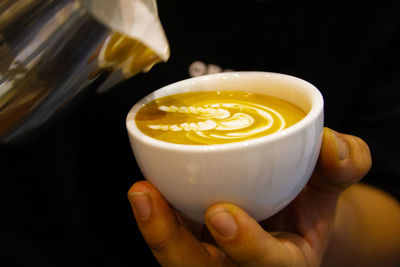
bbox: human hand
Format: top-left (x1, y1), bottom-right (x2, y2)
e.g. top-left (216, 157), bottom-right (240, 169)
top-left (127, 127), bottom-right (371, 266)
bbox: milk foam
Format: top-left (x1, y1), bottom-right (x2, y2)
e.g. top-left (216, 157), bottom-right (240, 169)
top-left (135, 91), bottom-right (306, 145)
top-left (148, 102), bottom-right (286, 143)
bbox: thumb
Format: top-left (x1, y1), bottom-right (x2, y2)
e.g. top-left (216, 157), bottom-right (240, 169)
top-left (204, 203), bottom-right (308, 266)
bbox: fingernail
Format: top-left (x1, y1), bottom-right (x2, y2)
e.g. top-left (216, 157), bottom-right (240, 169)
top-left (208, 210), bottom-right (237, 238)
top-left (330, 129), bottom-right (349, 160)
top-left (129, 192), bottom-right (151, 221)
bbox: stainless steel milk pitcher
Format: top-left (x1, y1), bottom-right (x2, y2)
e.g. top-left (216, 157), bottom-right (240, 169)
top-left (0, 0), bottom-right (169, 144)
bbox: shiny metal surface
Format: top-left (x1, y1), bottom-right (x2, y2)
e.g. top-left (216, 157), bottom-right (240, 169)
top-left (0, 0), bottom-right (168, 144)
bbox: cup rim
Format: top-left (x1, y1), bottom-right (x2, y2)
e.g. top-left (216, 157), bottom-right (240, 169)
top-left (126, 71), bottom-right (324, 152)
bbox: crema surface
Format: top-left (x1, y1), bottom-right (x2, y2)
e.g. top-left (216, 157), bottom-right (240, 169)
top-left (135, 91), bottom-right (306, 145)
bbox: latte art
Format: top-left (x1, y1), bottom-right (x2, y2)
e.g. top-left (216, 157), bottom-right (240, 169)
top-left (147, 102), bottom-right (286, 142)
top-left (135, 91), bottom-right (306, 145)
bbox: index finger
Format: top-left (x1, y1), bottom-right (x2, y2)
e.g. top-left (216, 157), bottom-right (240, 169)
top-left (310, 127), bottom-right (372, 194)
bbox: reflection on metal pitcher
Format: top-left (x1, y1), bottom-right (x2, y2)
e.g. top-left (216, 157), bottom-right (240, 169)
top-left (0, 0), bottom-right (169, 144)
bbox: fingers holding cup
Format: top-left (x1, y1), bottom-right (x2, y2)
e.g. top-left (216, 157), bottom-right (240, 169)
top-left (310, 127), bottom-right (372, 194)
top-left (127, 181), bottom-right (215, 266)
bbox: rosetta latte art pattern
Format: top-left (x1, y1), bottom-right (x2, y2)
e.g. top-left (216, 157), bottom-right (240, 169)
top-left (135, 91), bottom-right (306, 145)
top-left (148, 102), bottom-right (286, 144)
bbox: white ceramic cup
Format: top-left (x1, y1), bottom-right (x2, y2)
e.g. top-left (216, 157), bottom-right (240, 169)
top-left (126, 72), bottom-right (324, 223)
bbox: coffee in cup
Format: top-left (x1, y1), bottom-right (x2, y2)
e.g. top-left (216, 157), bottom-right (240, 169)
top-left (135, 91), bottom-right (306, 145)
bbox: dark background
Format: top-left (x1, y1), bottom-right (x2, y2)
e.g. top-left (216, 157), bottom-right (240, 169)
top-left (1, 1), bottom-right (399, 266)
